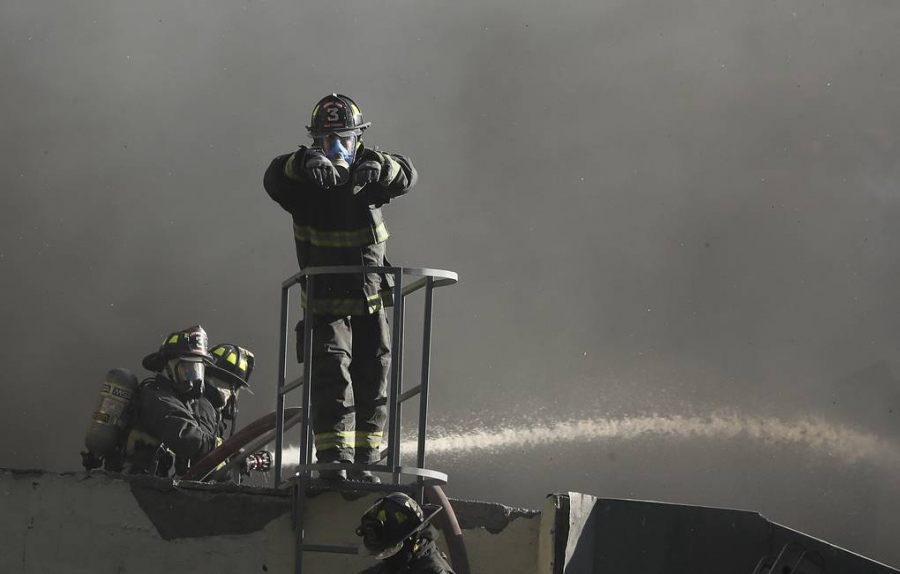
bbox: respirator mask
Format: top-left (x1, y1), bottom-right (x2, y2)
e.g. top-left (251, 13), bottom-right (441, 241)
top-left (168, 358), bottom-right (205, 398)
top-left (318, 133), bottom-right (356, 185)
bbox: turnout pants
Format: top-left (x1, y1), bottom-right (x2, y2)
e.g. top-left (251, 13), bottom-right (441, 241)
top-left (308, 311), bottom-right (391, 465)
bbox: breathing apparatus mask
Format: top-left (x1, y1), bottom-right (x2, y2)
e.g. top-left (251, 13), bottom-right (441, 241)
top-left (167, 358), bottom-right (205, 398)
top-left (357, 516), bottom-right (407, 560)
top-left (205, 375), bottom-right (236, 413)
top-left (323, 133), bottom-right (356, 163)
top-left (316, 133), bottom-right (356, 185)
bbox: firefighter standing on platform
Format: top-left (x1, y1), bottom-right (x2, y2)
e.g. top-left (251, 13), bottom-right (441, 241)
top-left (263, 94), bottom-right (417, 483)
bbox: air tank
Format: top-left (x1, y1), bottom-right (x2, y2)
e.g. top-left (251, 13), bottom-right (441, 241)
top-left (83, 368), bottom-right (139, 458)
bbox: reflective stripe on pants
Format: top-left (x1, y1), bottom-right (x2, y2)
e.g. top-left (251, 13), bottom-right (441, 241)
top-left (310, 311), bottom-right (390, 464)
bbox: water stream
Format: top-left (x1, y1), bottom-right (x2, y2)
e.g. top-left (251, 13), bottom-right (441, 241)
top-left (282, 412), bottom-right (900, 469)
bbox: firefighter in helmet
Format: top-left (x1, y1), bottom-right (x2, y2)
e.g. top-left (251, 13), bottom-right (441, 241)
top-left (264, 94), bottom-right (417, 483)
top-left (205, 342), bottom-right (273, 478)
top-left (356, 492), bottom-right (455, 574)
top-left (207, 343), bottom-right (254, 436)
top-left (122, 325), bottom-right (243, 476)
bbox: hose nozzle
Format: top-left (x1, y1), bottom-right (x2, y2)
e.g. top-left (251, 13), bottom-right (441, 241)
top-left (245, 450), bottom-right (273, 473)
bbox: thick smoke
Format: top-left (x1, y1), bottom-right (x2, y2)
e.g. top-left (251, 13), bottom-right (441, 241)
top-left (2, 0), bottom-right (899, 566)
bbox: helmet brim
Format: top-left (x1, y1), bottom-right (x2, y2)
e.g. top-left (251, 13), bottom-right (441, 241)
top-left (359, 504), bottom-right (443, 557)
top-left (417, 504), bottom-right (442, 531)
top-left (206, 363), bottom-right (251, 390)
top-left (141, 352), bottom-right (248, 390)
top-left (394, 504), bottom-right (442, 548)
top-left (306, 123), bottom-right (370, 138)
top-left (142, 350), bottom-right (211, 373)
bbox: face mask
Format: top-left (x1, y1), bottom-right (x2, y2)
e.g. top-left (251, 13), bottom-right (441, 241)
top-left (205, 377), bottom-right (234, 410)
top-left (358, 520), bottom-right (405, 559)
top-left (322, 134), bottom-right (356, 163)
top-left (169, 359), bottom-right (205, 397)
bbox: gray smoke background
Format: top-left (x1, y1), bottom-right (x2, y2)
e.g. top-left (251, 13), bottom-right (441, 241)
top-left (3, 0), bottom-right (900, 566)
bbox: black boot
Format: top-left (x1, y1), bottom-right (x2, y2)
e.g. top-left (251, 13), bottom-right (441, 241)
top-left (318, 468), bottom-right (347, 481)
top-left (348, 469), bottom-right (381, 483)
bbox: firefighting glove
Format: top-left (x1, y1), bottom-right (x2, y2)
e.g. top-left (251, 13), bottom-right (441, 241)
top-left (353, 149), bottom-right (384, 186)
top-left (374, 151), bottom-right (402, 186)
top-left (303, 148), bottom-right (337, 188)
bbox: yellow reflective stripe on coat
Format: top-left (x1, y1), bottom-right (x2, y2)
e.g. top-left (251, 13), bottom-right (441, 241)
top-left (213, 437), bottom-right (227, 472)
top-left (125, 429), bottom-right (161, 454)
top-left (354, 431), bottom-right (383, 449)
top-left (300, 291), bottom-right (388, 316)
top-left (366, 292), bottom-right (383, 314)
top-left (380, 155), bottom-right (401, 184)
top-left (314, 431), bottom-right (355, 451)
top-left (293, 221), bottom-right (389, 248)
top-left (285, 152), bottom-right (303, 181)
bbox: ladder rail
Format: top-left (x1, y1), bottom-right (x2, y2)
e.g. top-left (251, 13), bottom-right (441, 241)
top-left (273, 265), bottom-right (458, 573)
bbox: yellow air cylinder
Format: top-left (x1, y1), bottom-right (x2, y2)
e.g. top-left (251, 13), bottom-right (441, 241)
top-left (84, 368), bottom-right (139, 458)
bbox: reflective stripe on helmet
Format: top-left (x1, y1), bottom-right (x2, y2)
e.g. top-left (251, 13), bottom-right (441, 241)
top-left (210, 344), bottom-right (255, 381)
top-left (217, 349), bottom-right (236, 364)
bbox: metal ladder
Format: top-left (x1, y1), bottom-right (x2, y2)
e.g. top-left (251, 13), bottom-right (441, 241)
top-left (272, 265), bottom-right (458, 573)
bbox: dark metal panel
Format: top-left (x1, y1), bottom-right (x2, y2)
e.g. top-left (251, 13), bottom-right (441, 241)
top-left (557, 495), bottom-right (899, 574)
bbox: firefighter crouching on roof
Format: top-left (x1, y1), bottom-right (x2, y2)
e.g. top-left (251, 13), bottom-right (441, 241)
top-left (124, 326), bottom-right (250, 476)
top-left (207, 343), bottom-right (255, 437)
top-left (264, 94), bottom-right (417, 483)
top-left (356, 492), bottom-right (455, 574)
top-left (206, 343), bottom-right (273, 477)
top-left (81, 328), bottom-right (258, 478)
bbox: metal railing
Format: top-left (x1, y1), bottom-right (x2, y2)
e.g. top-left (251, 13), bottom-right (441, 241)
top-left (272, 265), bottom-right (457, 572)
